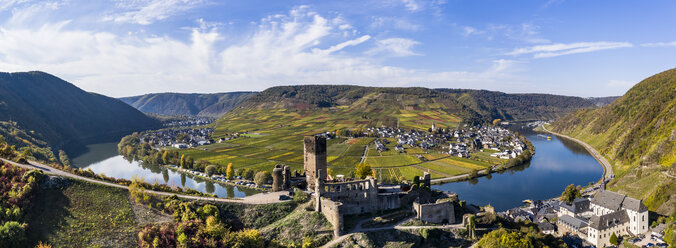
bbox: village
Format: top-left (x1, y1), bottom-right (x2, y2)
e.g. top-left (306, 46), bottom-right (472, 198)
top-left (139, 127), bottom-right (214, 149)
top-left (501, 187), bottom-right (670, 248)
top-left (360, 124), bottom-right (526, 160)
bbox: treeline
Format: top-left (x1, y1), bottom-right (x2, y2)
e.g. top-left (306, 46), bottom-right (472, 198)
top-left (0, 162), bottom-right (45, 247)
top-left (118, 133), bottom-right (272, 184)
top-left (0, 121), bottom-right (56, 163)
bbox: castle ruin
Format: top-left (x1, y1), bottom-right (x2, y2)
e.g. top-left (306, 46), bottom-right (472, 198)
top-left (304, 136), bottom-right (327, 189)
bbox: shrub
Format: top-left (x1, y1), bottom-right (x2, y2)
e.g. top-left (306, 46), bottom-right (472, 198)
top-left (254, 171), bottom-right (271, 186)
top-left (205, 165), bottom-right (217, 177)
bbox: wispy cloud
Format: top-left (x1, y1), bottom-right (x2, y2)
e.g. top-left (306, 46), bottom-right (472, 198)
top-left (103, 0), bottom-right (204, 25)
top-left (0, 0), bottom-right (32, 11)
top-left (508, 41), bottom-right (632, 58)
top-left (367, 38), bottom-right (422, 57)
top-left (0, 4), bottom-right (524, 96)
top-left (641, 41), bottom-right (676, 47)
top-left (401, 0), bottom-right (420, 11)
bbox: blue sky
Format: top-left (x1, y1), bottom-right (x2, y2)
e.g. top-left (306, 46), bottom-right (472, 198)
top-left (0, 0), bottom-right (674, 97)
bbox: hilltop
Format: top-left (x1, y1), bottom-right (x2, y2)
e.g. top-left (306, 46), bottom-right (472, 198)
top-left (171, 85), bottom-right (588, 181)
top-left (120, 92), bottom-right (256, 117)
top-left (0, 71), bottom-right (161, 153)
top-left (551, 68), bottom-right (676, 215)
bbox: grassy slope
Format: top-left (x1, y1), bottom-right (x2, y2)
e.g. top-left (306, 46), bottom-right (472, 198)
top-left (551, 68), bottom-right (676, 214)
top-left (181, 90), bottom-right (469, 179)
top-left (178, 85), bottom-right (594, 181)
top-left (27, 180), bottom-right (139, 248)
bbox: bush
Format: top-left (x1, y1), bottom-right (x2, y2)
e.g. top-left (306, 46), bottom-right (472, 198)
top-left (0, 221), bottom-right (26, 248)
top-left (294, 190), bottom-right (309, 203)
top-left (205, 165), bottom-right (217, 177)
top-left (254, 171), bottom-right (271, 186)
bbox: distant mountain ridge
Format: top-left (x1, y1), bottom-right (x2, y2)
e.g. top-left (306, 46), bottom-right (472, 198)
top-left (120, 92), bottom-right (256, 117)
top-left (233, 85), bottom-right (597, 123)
top-left (551, 68), bottom-right (675, 214)
top-left (0, 71), bottom-right (161, 151)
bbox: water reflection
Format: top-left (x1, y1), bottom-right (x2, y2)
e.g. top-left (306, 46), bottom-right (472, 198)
top-left (71, 143), bottom-right (260, 198)
top-left (433, 125), bottom-right (603, 211)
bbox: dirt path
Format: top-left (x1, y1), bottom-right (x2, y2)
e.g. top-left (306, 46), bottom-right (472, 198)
top-left (360, 145), bottom-right (369, 163)
top-left (541, 125), bottom-right (614, 181)
top-left (1, 158), bottom-right (288, 205)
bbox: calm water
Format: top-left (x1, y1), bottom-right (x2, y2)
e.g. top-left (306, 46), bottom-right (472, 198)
top-left (71, 143), bottom-right (260, 198)
top-left (433, 126), bottom-right (603, 211)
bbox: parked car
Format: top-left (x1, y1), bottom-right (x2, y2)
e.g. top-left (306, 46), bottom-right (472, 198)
top-left (279, 195), bottom-right (290, 200)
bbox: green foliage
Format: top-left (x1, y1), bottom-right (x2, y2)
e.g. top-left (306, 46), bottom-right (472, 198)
top-left (609, 232), bottom-right (619, 246)
top-left (477, 228), bottom-right (566, 248)
top-left (560, 184), bottom-right (581, 204)
top-left (0, 221), bottom-right (25, 248)
top-left (205, 165), bottom-right (217, 177)
top-left (355, 162), bottom-right (372, 179)
top-left (58, 150), bottom-right (70, 167)
top-left (293, 190), bottom-right (309, 203)
top-left (254, 171), bottom-right (271, 186)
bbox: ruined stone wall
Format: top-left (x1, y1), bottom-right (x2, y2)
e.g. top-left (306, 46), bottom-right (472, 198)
top-left (413, 200), bottom-right (455, 224)
top-left (320, 198), bottom-right (343, 237)
top-left (320, 179), bottom-right (381, 215)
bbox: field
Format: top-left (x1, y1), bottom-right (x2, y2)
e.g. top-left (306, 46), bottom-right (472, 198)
top-left (176, 96), bottom-right (497, 181)
top-left (27, 180), bottom-right (140, 247)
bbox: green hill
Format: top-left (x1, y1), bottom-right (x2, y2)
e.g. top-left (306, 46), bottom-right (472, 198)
top-left (174, 85), bottom-right (592, 180)
top-left (438, 89), bottom-right (596, 121)
top-left (120, 92), bottom-right (256, 117)
top-left (0, 71), bottom-right (161, 153)
top-left (551, 68), bottom-right (676, 215)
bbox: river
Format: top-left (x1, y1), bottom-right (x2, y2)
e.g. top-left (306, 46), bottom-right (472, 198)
top-left (71, 143), bottom-right (260, 198)
top-left (432, 125), bottom-right (603, 211)
top-left (71, 125), bottom-right (602, 208)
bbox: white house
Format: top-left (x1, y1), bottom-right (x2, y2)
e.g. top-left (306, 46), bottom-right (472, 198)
top-left (586, 190), bottom-right (649, 247)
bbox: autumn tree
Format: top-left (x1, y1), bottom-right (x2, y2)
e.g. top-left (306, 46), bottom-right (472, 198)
top-left (225, 163), bottom-right (234, 180)
top-left (355, 163), bottom-right (372, 179)
top-left (162, 151), bottom-right (169, 164)
top-left (493, 119), bottom-right (502, 126)
top-left (560, 184), bottom-right (581, 204)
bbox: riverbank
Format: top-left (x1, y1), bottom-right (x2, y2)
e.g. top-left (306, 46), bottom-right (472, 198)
top-left (0, 158), bottom-right (287, 204)
top-left (430, 136), bottom-right (535, 184)
top-left (541, 125), bottom-right (614, 182)
top-left (162, 164), bottom-right (268, 192)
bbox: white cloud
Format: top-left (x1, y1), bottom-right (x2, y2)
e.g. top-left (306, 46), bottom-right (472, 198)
top-left (508, 41), bottom-right (632, 58)
top-left (367, 38), bottom-right (421, 57)
top-left (401, 0), bottom-right (420, 11)
top-left (0, 5), bottom-right (526, 96)
top-left (641, 41), bottom-right (676, 47)
top-left (370, 17), bottom-right (421, 31)
top-left (103, 0), bottom-right (203, 25)
top-left (462, 26), bottom-right (484, 36)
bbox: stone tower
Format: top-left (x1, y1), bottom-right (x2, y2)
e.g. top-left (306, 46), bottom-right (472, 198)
top-left (304, 136), bottom-right (327, 189)
top-left (272, 166), bottom-right (283, 192)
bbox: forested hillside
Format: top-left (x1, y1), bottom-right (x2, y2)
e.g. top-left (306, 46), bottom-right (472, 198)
top-left (235, 85), bottom-right (597, 122)
top-left (551, 68), bottom-right (676, 215)
top-left (439, 89), bottom-right (596, 121)
top-left (120, 92), bottom-right (256, 116)
top-left (0, 71), bottom-right (161, 152)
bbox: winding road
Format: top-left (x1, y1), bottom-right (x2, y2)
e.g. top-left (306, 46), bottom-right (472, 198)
top-left (541, 125), bottom-right (614, 182)
top-left (0, 158), bottom-right (288, 205)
